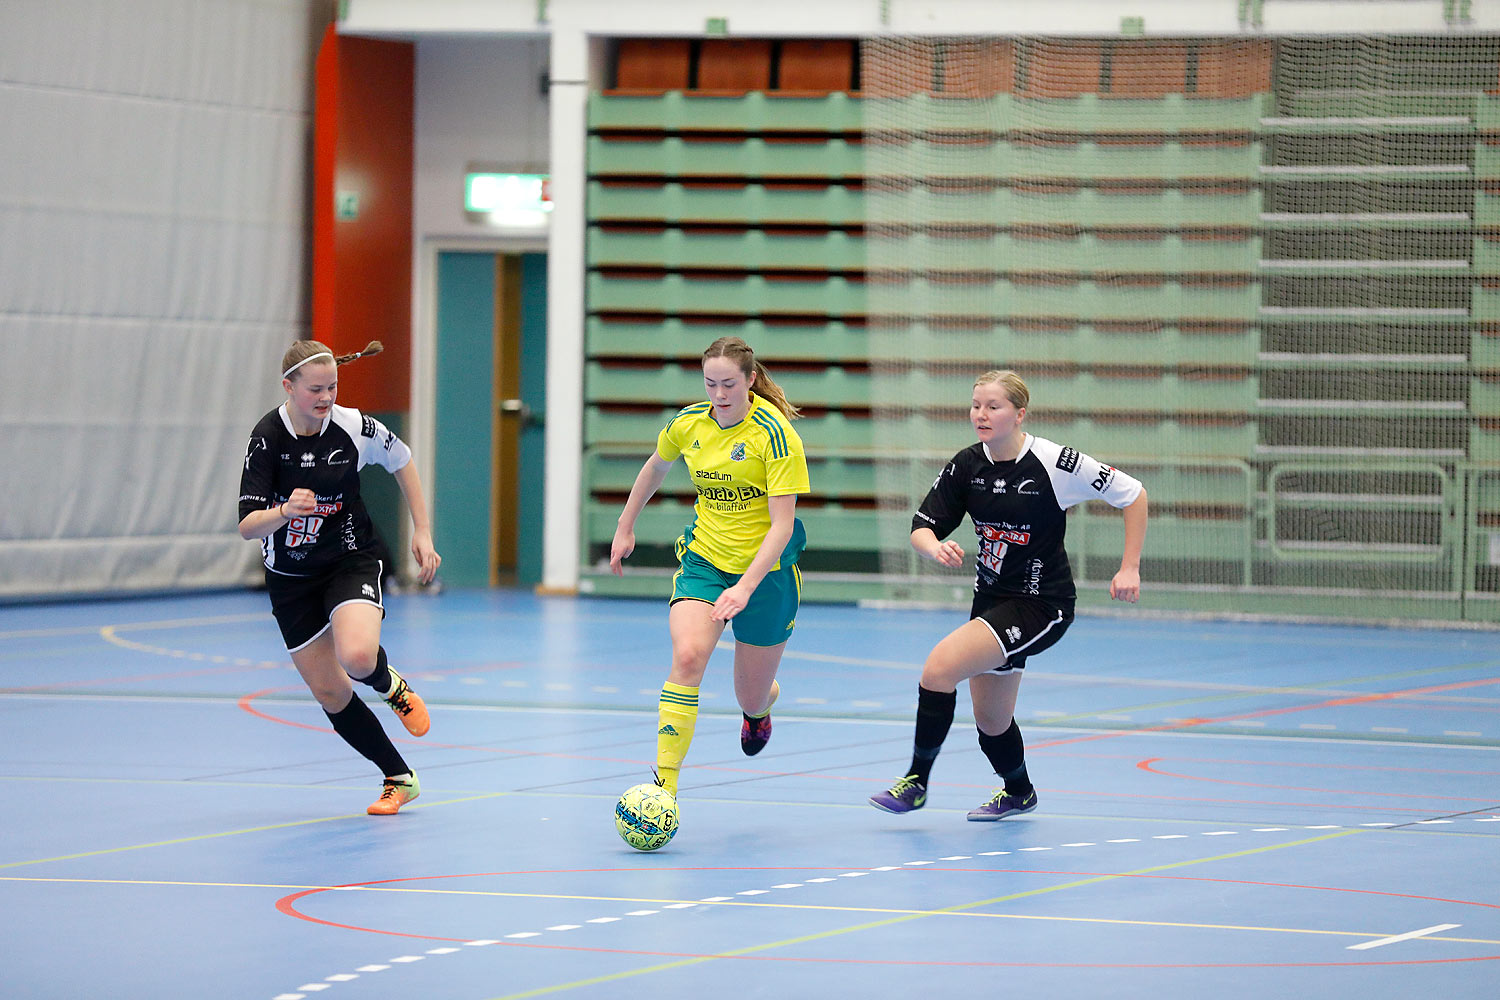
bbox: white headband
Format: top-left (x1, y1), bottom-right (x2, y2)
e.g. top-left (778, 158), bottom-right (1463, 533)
top-left (282, 352), bottom-right (335, 379)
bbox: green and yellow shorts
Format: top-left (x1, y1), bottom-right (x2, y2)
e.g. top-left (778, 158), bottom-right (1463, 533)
top-left (670, 532), bottom-right (802, 648)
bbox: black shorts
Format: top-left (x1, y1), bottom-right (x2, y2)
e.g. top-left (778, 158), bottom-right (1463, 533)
top-left (265, 553), bottom-right (386, 652)
top-left (969, 593), bottom-right (1073, 674)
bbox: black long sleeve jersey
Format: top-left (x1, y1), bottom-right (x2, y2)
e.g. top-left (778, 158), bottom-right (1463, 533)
top-left (238, 403), bottom-right (412, 576)
top-left (912, 434), bottom-right (1143, 608)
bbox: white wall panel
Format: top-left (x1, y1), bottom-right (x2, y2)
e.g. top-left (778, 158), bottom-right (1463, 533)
top-left (0, 0), bottom-right (317, 598)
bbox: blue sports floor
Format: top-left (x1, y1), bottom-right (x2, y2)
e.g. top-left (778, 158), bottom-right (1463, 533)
top-left (2, 588), bottom-right (1498, 999)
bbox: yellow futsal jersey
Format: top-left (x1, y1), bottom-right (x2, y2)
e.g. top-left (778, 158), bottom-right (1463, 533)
top-left (656, 395), bottom-right (811, 574)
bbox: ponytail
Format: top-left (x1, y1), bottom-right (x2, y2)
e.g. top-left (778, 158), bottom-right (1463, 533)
top-left (280, 339), bottom-right (383, 381)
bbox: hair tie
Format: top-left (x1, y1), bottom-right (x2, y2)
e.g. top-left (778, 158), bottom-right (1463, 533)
top-left (282, 352), bottom-right (335, 379)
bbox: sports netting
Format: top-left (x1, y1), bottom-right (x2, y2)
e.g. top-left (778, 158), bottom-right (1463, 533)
top-left (859, 36), bottom-right (1500, 622)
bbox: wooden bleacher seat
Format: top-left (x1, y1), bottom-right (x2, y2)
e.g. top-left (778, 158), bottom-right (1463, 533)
top-left (1018, 42), bottom-right (1105, 98)
top-left (695, 39), bottom-right (773, 95)
top-left (1108, 42), bottom-right (1189, 98)
top-left (776, 40), bottom-right (856, 96)
top-left (1194, 40), bottom-right (1273, 98)
top-left (610, 39), bottom-right (691, 95)
top-left (939, 40), bottom-right (1014, 98)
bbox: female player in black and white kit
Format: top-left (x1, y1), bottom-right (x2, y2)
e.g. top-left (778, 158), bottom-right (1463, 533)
top-left (870, 370), bottom-right (1147, 819)
top-left (239, 340), bottom-right (441, 815)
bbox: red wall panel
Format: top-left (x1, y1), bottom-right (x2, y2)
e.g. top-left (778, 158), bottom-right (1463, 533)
top-left (312, 25), bottom-right (414, 412)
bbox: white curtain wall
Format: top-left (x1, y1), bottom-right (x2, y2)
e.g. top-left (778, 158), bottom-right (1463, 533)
top-left (0, 0), bottom-right (319, 598)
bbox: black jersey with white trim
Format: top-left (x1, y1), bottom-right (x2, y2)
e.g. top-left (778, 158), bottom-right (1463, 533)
top-left (238, 403), bottom-right (412, 575)
top-left (911, 434), bottom-right (1142, 608)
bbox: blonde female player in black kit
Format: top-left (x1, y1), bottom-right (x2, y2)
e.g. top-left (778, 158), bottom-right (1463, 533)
top-left (870, 370), bottom-right (1147, 819)
top-left (238, 340), bottom-right (441, 815)
top-left (609, 337), bottom-right (811, 802)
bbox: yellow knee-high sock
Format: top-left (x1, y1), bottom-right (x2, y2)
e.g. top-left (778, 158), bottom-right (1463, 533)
top-left (656, 681), bottom-right (699, 796)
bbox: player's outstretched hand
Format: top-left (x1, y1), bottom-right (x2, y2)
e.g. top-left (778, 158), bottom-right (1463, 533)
top-left (1110, 567), bottom-right (1140, 603)
top-left (411, 529), bottom-right (441, 585)
top-left (930, 539), bottom-right (964, 568)
top-left (609, 527), bottom-right (635, 576)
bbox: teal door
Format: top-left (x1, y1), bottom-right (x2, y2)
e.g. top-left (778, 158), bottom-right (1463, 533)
top-left (433, 250), bottom-right (547, 587)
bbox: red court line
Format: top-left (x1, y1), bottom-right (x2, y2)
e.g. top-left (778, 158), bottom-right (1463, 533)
top-left (274, 866), bottom-right (1500, 969)
top-left (1135, 757), bottom-right (1500, 804)
top-left (230, 688), bottom-right (1491, 810)
top-left (1033, 675), bottom-right (1500, 751)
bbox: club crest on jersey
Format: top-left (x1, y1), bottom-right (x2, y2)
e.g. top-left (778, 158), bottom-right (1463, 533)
top-left (730, 442), bottom-right (746, 461)
top-left (300, 452), bottom-right (316, 467)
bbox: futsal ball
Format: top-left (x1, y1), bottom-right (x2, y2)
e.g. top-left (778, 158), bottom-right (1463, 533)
top-left (615, 782), bottom-right (679, 852)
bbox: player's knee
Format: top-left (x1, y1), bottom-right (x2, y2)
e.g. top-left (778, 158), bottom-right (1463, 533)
top-left (338, 644), bottom-right (379, 679)
top-left (668, 649), bottom-right (711, 684)
top-left (920, 654), bottom-right (965, 691)
top-left (974, 709), bottom-right (1013, 735)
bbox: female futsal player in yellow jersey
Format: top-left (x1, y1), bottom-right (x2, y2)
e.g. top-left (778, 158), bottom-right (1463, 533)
top-left (610, 337), bottom-right (811, 799)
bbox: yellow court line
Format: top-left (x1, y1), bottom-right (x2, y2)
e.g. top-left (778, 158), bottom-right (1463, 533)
top-left (478, 827), bottom-right (1422, 1000)
top-left (0, 613), bottom-right (266, 642)
top-left (4, 875), bottom-right (1495, 948)
top-left (0, 791), bottom-right (512, 870)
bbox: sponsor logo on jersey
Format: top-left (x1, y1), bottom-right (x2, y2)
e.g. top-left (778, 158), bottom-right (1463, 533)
top-left (1056, 447), bottom-right (1080, 473)
top-left (1091, 466), bottom-right (1115, 493)
top-left (697, 484), bottom-right (766, 503)
top-left (979, 524), bottom-right (1031, 546)
top-left (1005, 625), bottom-right (1022, 644)
top-left (730, 442), bottom-right (746, 461)
top-left (300, 452), bottom-right (316, 467)
top-left (690, 439), bottom-right (701, 450)
top-left (361, 583), bottom-right (375, 598)
top-left (361, 415), bottom-right (378, 438)
top-left (695, 469), bottom-right (734, 481)
top-left (384, 431), bottom-right (394, 450)
top-left (658, 724), bottom-right (679, 736)
top-left (992, 478), bottom-right (1007, 493)
top-left (1017, 478), bottom-right (1039, 495)
top-left (1026, 558), bottom-right (1043, 595)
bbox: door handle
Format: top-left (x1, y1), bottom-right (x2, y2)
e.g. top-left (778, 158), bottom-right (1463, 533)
top-left (499, 398), bottom-right (543, 428)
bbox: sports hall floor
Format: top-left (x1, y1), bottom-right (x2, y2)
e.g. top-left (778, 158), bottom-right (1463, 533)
top-left (2, 587), bottom-right (1497, 999)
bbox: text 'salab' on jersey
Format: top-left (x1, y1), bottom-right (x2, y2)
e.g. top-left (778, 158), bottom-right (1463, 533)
top-left (239, 403), bottom-right (412, 576)
top-left (656, 395), bottom-right (811, 574)
top-left (913, 434), bottom-right (1142, 607)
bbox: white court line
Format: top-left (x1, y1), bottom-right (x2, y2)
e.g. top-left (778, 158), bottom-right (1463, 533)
top-left (1347, 923), bottom-right (1460, 951)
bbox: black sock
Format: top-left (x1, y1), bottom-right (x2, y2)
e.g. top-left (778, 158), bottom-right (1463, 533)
top-left (906, 685), bottom-right (957, 785)
top-left (355, 646), bottom-right (392, 695)
top-left (326, 691), bottom-right (409, 777)
top-left (977, 720), bottom-right (1033, 798)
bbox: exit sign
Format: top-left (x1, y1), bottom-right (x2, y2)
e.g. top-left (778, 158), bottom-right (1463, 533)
top-left (465, 172), bottom-right (552, 228)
